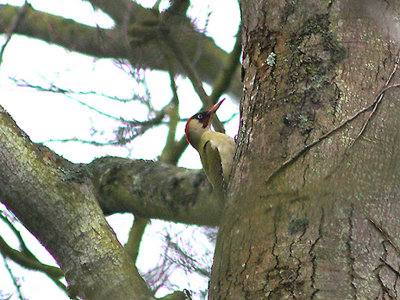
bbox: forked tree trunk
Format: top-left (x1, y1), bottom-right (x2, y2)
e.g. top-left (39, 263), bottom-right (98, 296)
top-left (210, 0), bottom-right (400, 298)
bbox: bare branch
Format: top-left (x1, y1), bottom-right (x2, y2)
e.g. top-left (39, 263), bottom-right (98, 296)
top-left (0, 234), bottom-right (64, 279)
top-left (0, 212), bottom-right (35, 259)
top-left (12, 77), bottom-right (140, 103)
top-left (1, 253), bottom-right (24, 300)
top-left (124, 217), bottom-right (149, 263)
top-left (0, 215), bottom-right (72, 297)
top-left (166, 234), bottom-right (211, 278)
top-left (161, 30), bottom-right (210, 107)
top-left (162, 29), bottom-right (226, 132)
top-left (43, 137), bottom-right (118, 146)
top-left (13, 76), bottom-right (169, 146)
top-left (116, 109), bottom-right (167, 145)
top-left (159, 65), bottom-right (188, 164)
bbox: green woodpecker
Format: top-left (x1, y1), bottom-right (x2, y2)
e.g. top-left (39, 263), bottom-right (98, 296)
top-left (185, 99), bottom-right (235, 195)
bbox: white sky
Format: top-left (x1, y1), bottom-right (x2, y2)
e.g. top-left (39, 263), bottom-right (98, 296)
top-left (0, 0), bottom-right (240, 299)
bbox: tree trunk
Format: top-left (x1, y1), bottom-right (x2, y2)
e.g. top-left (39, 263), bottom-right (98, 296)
top-left (210, 0), bottom-right (400, 298)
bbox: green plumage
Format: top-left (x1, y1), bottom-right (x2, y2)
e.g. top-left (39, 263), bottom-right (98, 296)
top-left (198, 131), bottom-right (235, 195)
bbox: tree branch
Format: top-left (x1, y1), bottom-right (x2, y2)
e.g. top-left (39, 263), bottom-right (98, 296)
top-left (0, 1), bottom-right (28, 65)
top-left (0, 213), bottom-right (72, 296)
top-left (124, 217), bottom-right (149, 263)
top-left (162, 29), bottom-right (225, 132)
top-left (0, 213), bottom-right (35, 259)
top-left (0, 105), bottom-right (153, 299)
top-left (85, 0), bottom-right (133, 25)
top-left (0, 4), bottom-right (242, 99)
top-left (0, 235), bottom-right (63, 279)
top-left (1, 252), bottom-right (24, 300)
top-left (0, 5), bottom-right (126, 57)
top-left (89, 157), bottom-right (222, 226)
top-left (161, 29), bottom-right (212, 107)
top-left (159, 61), bottom-right (189, 164)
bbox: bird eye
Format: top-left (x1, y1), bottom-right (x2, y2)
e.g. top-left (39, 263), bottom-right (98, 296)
top-left (197, 114), bottom-right (203, 120)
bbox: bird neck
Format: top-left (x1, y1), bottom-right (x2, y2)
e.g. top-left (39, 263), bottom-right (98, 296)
top-left (189, 129), bottom-right (211, 150)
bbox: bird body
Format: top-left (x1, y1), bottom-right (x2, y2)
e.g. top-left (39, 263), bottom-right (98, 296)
top-left (185, 99), bottom-right (235, 194)
top-left (198, 131), bottom-right (235, 184)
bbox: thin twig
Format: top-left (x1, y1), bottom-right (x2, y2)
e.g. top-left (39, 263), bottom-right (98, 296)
top-left (152, 0), bottom-right (162, 10)
top-left (12, 77), bottom-right (143, 103)
top-left (166, 238), bottom-right (211, 277)
top-left (159, 63), bottom-right (187, 164)
top-left (161, 29), bottom-right (225, 133)
top-left (43, 108), bottom-right (166, 146)
top-left (1, 253), bottom-right (24, 300)
top-left (0, 214), bottom-right (34, 259)
top-left (14, 79), bottom-right (135, 121)
top-left (0, 223), bottom-right (76, 298)
top-left (161, 30), bottom-right (211, 106)
top-left (265, 53), bottom-right (400, 185)
top-left (0, 2), bottom-right (29, 65)
top-left (0, 235), bottom-right (63, 278)
top-left (43, 138), bottom-right (118, 146)
top-left (165, 54), bottom-right (180, 149)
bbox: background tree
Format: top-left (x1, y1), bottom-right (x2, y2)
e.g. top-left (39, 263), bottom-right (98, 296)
top-left (1, 0), bottom-right (400, 299)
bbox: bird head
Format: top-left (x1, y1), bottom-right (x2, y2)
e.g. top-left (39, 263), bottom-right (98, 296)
top-left (185, 98), bottom-right (225, 150)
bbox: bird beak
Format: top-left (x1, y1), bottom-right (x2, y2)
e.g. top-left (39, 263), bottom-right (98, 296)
top-left (208, 98), bottom-right (225, 115)
top-left (199, 98), bottom-right (225, 129)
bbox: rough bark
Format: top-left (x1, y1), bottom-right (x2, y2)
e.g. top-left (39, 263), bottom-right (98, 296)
top-left (0, 2), bottom-right (242, 99)
top-left (210, 0), bottom-right (400, 298)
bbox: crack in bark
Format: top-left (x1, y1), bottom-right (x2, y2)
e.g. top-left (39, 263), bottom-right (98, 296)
top-left (288, 223), bottom-right (307, 298)
top-left (380, 257), bottom-right (400, 278)
top-left (395, 271), bottom-right (400, 299)
top-left (375, 264), bottom-right (397, 300)
top-left (367, 217), bottom-right (400, 257)
top-left (380, 242), bottom-right (400, 298)
top-left (369, 218), bottom-right (400, 298)
top-left (222, 223), bottom-right (235, 300)
top-left (244, 70), bottom-right (259, 154)
top-left (302, 162), bottom-right (309, 188)
top-left (346, 204), bottom-right (357, 298)
top-left (309, 206), bottom-right (324, 298)
top-left (238, 219), bottom-right (253, 295)
top-left (266, 208), bottom-right (280, 300)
